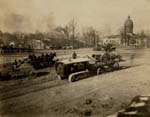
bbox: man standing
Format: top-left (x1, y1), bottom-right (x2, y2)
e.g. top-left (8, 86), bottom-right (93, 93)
top-left (72, 51), bottom-right (77, 59)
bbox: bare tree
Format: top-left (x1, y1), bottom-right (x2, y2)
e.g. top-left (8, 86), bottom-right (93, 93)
top-left (55, 19), bottom-right (77, 40)
top-left (118, 26), bottom-right (124, 44)
top-left (68, 19), bottom-right (77, 40)
top-left (83, 26), bottom-right (99, 47)
top-left (54, 19), bottom-right (78, 47)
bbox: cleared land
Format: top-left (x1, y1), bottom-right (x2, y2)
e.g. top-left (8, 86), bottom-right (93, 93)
top-left (0, 48), bottom-right (150, 117)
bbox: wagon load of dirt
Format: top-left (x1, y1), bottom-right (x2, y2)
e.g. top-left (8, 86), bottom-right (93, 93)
top-left (0, 59), bottom-right (35, 79)
top-left (92, 51), bottom-right (122, 63)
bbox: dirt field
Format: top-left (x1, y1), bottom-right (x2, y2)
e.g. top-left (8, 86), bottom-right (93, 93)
top-left (0, 48), bottom-right (150, 117)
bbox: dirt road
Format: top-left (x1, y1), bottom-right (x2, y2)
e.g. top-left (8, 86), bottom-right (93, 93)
top-left (0, 48), bottom-right (150, 117)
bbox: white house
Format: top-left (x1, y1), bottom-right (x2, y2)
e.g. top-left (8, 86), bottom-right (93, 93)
top-left (100, 35), bottom-right (121, 45)
top-left (32, 39), bottom-right (44, 49)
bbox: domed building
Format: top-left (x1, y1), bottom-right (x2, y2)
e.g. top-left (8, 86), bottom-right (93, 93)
top-left (122, 16), bottom-right (135, 46)
top-left (124, 16), bottom-right (134, 34)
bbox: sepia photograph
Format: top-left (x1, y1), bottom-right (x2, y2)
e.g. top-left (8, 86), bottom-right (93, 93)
top-left (0, 0), bottom-right (150, 116)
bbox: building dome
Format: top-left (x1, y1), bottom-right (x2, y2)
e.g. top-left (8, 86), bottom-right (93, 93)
top-left (124, 16), bottom-right (134, 33)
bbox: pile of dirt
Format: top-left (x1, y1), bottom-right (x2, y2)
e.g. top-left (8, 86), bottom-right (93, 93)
top-left (51, 94), bottom-right (128, 117)
top-left (0, 67), bottom-right (57, 90)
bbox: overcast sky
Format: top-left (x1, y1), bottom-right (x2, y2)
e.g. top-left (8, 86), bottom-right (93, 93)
top-left (0, 0), bottom-right (150, 34)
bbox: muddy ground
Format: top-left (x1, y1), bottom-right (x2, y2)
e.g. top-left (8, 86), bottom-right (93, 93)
top-left (0, 48), bottom-right (150, 117)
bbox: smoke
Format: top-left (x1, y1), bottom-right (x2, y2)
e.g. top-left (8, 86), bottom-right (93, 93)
top-left (0, 0), bottom-right (55, 33)
top-left (0, 0), bottom-right (150, 33)
top-left (0, 12), bottom-right (55, 33)
top-left (3, 13), bottom-right (28, 32)
top-left (35, 13), bottom-right (55, 32)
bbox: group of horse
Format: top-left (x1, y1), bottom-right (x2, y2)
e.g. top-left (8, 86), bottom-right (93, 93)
top-left (28, 52), bottom-right (57, 69)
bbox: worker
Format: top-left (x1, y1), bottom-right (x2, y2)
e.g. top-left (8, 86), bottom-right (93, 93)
top-left (72, 51), bottom-right (77, 59)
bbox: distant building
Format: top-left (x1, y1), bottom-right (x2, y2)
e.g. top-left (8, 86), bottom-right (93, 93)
top-left (122, 16), bottom-right (135, 46)
top-left (134, 35), bottom-right (150, 48)
top-left (124, 16), bottom-right (134, 34)
top-left (101, 35), bottom-right (121, 45)
top-left (32, 39), bottom-right (44, 49)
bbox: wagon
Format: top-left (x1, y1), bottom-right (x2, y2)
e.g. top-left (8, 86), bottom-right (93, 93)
top-left (91, 51), bottom-right (122, 72)
top-left (0, 60), bottom-right (35, 80)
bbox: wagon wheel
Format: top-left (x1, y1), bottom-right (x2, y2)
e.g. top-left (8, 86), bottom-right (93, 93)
top-left (68, 75), bottom-right (76, 82)
top-left (113, 62), bottom-right (119, 70)
top-left (97, 67), bottom-right (103, 75)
